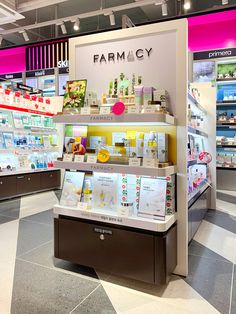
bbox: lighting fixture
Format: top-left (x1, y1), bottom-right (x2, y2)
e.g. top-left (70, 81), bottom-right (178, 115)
top-left (184, 0), bottom-right (191, 10)
top-left (109, 12), bottom-right (115, 26)
top-left (161, 1), bottom-right (168, 16)
top-left (19, 30), bottom-right (29, 41)
top-left (0, 35), bottom-right (3, 45)
top-left (73, 18), bottom-right (80, 31)
top-left (222, 0), bottom-right (228, 4)
top-left (60, 22), bottom-right (67, 35)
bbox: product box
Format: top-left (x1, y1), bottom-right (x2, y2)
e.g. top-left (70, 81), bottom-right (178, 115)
top-left (89, 136), bottom-right (106, 149)
top-left (157, 133), bottom-right (168, 163)
top-left (60, 171), bottom-right (85, 207)
top-left (153, 89), bottom-right (168, 102)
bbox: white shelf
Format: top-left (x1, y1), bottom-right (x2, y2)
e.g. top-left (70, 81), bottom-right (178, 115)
top-left (0, 167), bottom-right (59, 177)
top-left (188, 180), bottom-right (211, 208)
top-left (54, 204), bottom-right (177, 232)
top-left (54, 160), bottom-right (176, 177)
top-left (188, 126), bottom-right (208, 138)
top-left (53, 112), bottom-right (176, 126)
top-left (188, 93), bottom-right (207, 114)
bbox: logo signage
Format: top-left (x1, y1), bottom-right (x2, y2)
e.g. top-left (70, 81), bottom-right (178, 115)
top-left (58, 60), bottom-right (69, 68)
top-left (93, 48), bottom-right (153, 63)
top-left (194, 48), bottom-right (236, 60)
top-left (0, 72), bottom-right (22, 80)
top-left (26, 69), bottom-right (55, 77)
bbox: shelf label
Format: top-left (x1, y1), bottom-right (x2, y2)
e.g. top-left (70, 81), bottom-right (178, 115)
top-left (143, 158), bottom-right (158, 168)
top-left (74, 155), bottom-right (84, 163)
top-left (100, 107), bottom-right (111, 115)
top-left (87, 155), bottom-right (97, 164)
top-left (77, 202), bottom-right (88, 211)
top-left (80, 211), bottom-right (123, 224)
top-left (129, 158), bottom-right (141, 167)
top-left (143, 105), bottom-right (156, 114)
top-left (128, 106), bottom-right (140, 114)
top-left (81, 107), bottom-right (91, 115)
top-left (63, 154), bottom-right (73, 162)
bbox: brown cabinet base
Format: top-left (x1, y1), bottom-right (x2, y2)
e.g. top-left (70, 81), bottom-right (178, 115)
top-left (54, 216), bottom-right (177, 285)
top-left (0, 170), bottom-right (61, 200)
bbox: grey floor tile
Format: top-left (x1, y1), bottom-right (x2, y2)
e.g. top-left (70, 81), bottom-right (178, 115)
top-left (16, 219), bottom-right (53, 256)
top-left (54, 189), bottom-right (62, 201)
top-left (0, 214), bottom-right (17, 224)
top-left (189, 240), bottom-right (232, 263)
top-left (22, 209), bottom-right (53, 226)
top-left (20, 241), bottom-right (99, 279)
top-left (73, 285), bottom-right (116, 314)
top-left (185, 254), bottom-right (233, 314)
top-left (11, 259), bottom-right (99, 314)
top-left (205, 209), bottom-right (236, 234)
top-left (0, 198), bottom-right (20, 218)
top-left (217, 192), bottom-right (236, 205)
top-left (231, 265), bottom-right (236, 314)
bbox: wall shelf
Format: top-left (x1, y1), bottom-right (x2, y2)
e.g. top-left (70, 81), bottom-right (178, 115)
top-left (53, 112), bottom-right (176, 126)
top-left (0, 104), bottom-right (54, 117)
top-left (188, 92), bottom-right (207, 114)
top-left (188, 126), bottom-right (208, 137)
top-left (188, 181), bottom-right (210, 208)
top-left (54, 160), bottom-right (176, 177)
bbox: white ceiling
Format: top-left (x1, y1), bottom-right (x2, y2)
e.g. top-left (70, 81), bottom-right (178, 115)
top-left (0, 0), bottom-right (236, 47)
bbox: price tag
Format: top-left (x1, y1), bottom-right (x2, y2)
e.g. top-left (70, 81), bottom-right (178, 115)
top-left (81, 107), bottom-right (91, 115)
top-left (129, 158), bottom-right (141, 167)
top-left (144, 105), bottom-right (156, 114)
top-left (100, 107), bottom-right (111, 115)
top-left (87, 155), bottom-right (97, 163)
top-left (128, 106), bottom-right (140, 114)
top-left (63, 154), bottom-right (73, 162)
top-left (77, 202), bottom-right (88, 211)
top-left (74, 155), bottom-right (84, 163)
top-left (143, 158), bottom-right (158, 168)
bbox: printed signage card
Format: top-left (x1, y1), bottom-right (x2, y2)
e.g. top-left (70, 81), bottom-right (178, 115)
top-left (93, 173), bottom-right (118, 210)
top-left (60, 171), bottom-right (85, 207)
top-left (63, 80), bottom-right (87, 113)
top-left (138, 177), bottom-right (167, 220)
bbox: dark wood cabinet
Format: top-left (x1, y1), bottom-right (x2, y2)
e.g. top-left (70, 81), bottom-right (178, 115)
top-left (0, 170), bottom-right (61, 200)
top-left (54, 217), bottom-right (177, 285)
top-left (0, 175), bottom-right (17, 198)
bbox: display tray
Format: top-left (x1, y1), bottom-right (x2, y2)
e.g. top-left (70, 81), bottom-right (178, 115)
top-left (188, 126), bottom-right (208, 138)
top-left (0, 167), bottom-right (60, 177)
top-left (54, 160), bottom-right (176, 177)
top-left (188, 180), bottom-right (211, 208)
top-left (54, 205), bottom-right (176, 232)
top-left (53, 112), bottom-right (176, 126)
top-left (188, 92), bottom-right (207, 114)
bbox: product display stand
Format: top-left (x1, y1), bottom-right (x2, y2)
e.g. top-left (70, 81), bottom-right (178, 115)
top-left (53, 20), bottom-right (189, 282)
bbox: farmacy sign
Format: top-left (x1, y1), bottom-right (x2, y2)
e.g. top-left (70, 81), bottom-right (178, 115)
top-left (93, 48), bottom-right (153, 63)
top-left (194, 48), bottom-right (236, 60)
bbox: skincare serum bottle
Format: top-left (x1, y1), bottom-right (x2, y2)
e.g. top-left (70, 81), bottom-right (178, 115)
top-left (147, 131), bottom-right (157, 159)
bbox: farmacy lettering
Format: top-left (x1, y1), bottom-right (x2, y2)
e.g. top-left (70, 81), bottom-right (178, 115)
top-left (93, 48), bottom-right (153, 63)
top-left (209, 50), bottom-right (232, 58)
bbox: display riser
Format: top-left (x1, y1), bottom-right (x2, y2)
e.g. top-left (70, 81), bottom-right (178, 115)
top-left (0, 170), bottom-right (61, 200)
top-left (217, 168), bottom-right (236, 191)
top-left (188, 186), bottom-right (209, 243)
top-left (54, 216), bottom-right (177, 285)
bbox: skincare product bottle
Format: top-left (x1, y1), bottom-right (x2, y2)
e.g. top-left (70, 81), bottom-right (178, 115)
top-left (147, 131), bottom-right (157, 159)
top-left (136, 132), bottom-right (144, 157)
top-left (143, 87), bottom-right (153, 107)
top-left (134, 85), bottom-right (143, 108)
top-left (83, 179), bottom-right (93, 209)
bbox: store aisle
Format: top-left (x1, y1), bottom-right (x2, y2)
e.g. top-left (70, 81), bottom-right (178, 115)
top-left (0, 190), bottom-right (235, 314)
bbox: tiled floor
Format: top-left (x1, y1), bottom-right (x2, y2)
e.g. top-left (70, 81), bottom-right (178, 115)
top-left (0, 189), bottom-right (235, 313)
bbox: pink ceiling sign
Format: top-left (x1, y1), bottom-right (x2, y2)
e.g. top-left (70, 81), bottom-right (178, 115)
top-left (0, 46), bottom-right (26, 74)
top-left (188, 9), bottom-right (236, 52)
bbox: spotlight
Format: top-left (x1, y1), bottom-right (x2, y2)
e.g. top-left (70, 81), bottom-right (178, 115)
top-left (19, 30), bottom-right (29, 42)
top-left (184, 0), bottom-right (191, 10)
top-left (60, 22), bottom-right (67, 35)
top-left (161, 1), bottom-right (168, 16)
top-left (73, 18), bottom-right (80, 31)
top-left (222, 0), bottom-right (228, 4)
top-left (109, 12), bottom-right (115, 26)
top-left (0, 35), bottom-right (3, 45)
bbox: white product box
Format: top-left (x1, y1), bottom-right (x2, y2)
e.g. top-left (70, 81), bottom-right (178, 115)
top-left (153, 89), bottom-right (168, 102)
top-left (157, 133), bottom-right (168, 163)
top-left (89, 136), bottom-right (106, 149)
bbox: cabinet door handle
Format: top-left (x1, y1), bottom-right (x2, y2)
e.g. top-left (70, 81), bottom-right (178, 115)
top-left (50, 174), bottom-right (53, 177)
top-left (28, 178), bottom-right (31, 181)
top-left (17, 176), bottom-right (25, 179)
top-left (100, 234), bottom-right (105, 241)
top-left (0, 181), bottom-right (2, 185)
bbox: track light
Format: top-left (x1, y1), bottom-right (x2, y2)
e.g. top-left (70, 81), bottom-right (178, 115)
top-left (73, 18), bottom-right (80, 31)
top-left (109, 12), bottom-right (115, 26)
top-left (161, 1), bottom-right (168, 16)
top-left (184, 0), bottom-right (191, 10)
top-left (19, 30), bottom-right (29, 42)
top-left (0, 35), bottom-right (3, 45)
top-left (60, 22), bottom-right (67, 35)
top-left (222, 0), bottom-right (228, 4)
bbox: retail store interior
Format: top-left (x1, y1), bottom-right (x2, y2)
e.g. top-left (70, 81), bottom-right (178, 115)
top-left (0, 1), bottom-right (236, 314)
